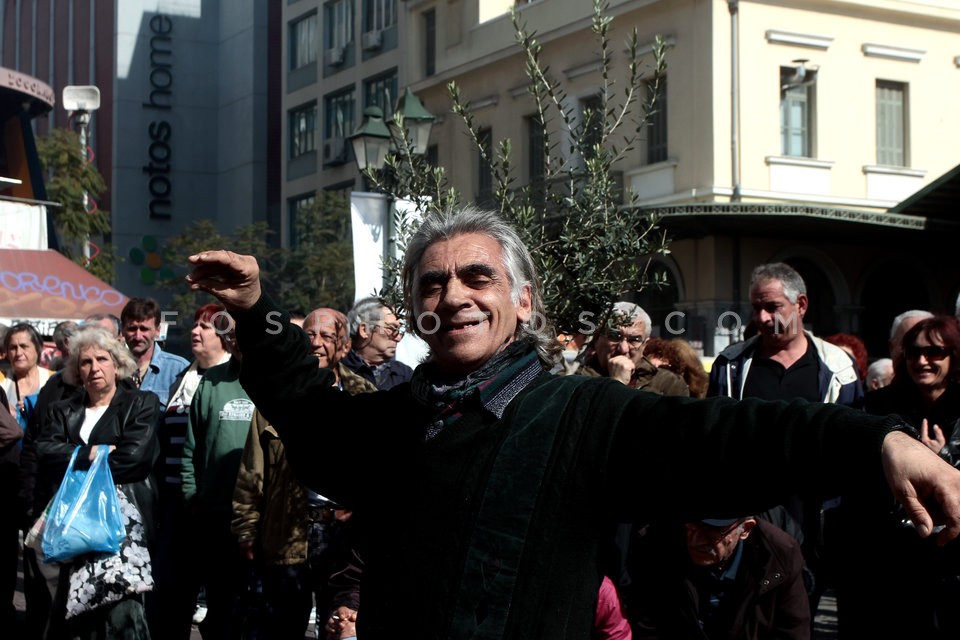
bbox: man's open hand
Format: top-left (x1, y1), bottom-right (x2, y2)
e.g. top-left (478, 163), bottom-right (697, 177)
top-left (186, 251), bottom-right (262, 311)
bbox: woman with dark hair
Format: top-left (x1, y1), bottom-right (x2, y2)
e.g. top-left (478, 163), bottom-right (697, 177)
top-left (866, 315), bottom-right (960, 462)
top-left (1, 323), bottom-right (53, 429)
top-left (846, 315), bottom-right (960, 638)
top-left (35, 326), bottom-right (160, 638)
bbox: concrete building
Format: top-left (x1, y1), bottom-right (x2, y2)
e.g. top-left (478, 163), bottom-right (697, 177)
top-left (393, 0), bottom-right (960, 357)
top-left (1, 0), bottom-right (280, 306)
top-left (280, 0), bottom-right (407, 247)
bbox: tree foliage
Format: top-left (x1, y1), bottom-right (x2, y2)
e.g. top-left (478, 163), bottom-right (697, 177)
top-left (160, 192), bottom-right (355, 324)
top-left (37, 128), bottom-right (116, 282)
top-left (276, 191), bottom-right (355, 313)
top-left (366, 0), bottom-right (670, 345)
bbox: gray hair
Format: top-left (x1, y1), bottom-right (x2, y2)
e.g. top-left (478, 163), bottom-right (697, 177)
top-left (610, 301), bottom-right (652, 339)
top-left (62, 326), bottom-right (137, 387)
top-left (53, 320), bottom-right (79, 353)
top-left (401, 206), bottom-right (562, 367)
top-left (866, 358), bottom-right (894, 389)
top-left (84, 313), bottom-right (121, 337)
top-left (749, 263), bottom-right (806, 304)
top-left (889, 309), bottom-right (933, 343)
top-left (347, 296), bottom-right (389, 340)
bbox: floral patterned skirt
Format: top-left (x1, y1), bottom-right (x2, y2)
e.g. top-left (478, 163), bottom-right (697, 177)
top-left (63, 487), bottom-right (154, 634)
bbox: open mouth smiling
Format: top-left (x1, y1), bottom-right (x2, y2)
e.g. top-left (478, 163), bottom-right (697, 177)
top-left (441, 318), bottom-right (487, 334)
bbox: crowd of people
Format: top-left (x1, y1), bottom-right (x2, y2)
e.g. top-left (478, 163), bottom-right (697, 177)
top-left (3, 206), bottom-right (960, 639)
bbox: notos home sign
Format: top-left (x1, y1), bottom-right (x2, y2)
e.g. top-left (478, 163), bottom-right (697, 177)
top-left (142, 15), bottom-right (173, 220)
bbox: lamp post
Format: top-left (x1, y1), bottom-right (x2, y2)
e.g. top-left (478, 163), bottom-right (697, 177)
top-left (349, 88), bottom-right (435, 174)
top-left (62, 85), bottom-right (101, 263)
top-left (347, 89), bottom-right (435, 369)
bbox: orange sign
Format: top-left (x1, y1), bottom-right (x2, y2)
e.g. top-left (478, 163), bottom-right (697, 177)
top-left (0, 249), bottom-right (127, 330)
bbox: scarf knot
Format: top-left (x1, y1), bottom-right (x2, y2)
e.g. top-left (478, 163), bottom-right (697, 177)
top-left (411, 341), bottom-right (544, 440)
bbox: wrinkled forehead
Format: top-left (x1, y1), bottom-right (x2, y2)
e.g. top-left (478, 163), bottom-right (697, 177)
top-left (9, 330), bottom-right (36, 345)
top-left (79, 345), bottom-right (110, 358)
top-left (306, 312), bottom-right (341, 331)
top-left (417, 233), bottom-right (508, 280)
top-left (124, 316), bottom-right (158, 329)
top-left (750, 277), bottom-right (787, 299)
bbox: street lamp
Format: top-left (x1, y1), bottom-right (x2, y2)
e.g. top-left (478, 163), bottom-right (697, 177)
top-left (392, 87), bottom-right (436, 156)
top-left (349, 88), bottom-right (435, 173)
top-left (350, 106), bottom-right (392, 172)
top-left (62, 85), bottom-right (101, 262)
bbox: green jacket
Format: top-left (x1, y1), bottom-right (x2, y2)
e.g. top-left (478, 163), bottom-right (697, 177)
top-left (231, 364), bottom-right (376, 564)
top-left (182, 358), bottom-right (254, 523)
top-left (234, 296), bottom-right (900, 640)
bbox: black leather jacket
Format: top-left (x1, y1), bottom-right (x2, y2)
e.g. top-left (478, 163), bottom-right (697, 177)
top-left (35, 385), bottom-right (161, 540)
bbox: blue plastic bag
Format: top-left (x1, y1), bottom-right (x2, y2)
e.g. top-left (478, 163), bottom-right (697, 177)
top-left (42, 446), bottom-right (126, 563)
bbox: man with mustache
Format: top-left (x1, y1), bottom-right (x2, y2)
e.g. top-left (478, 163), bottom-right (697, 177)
top-left (121, 297), bottom-right (189, 410)
top-left (187, 206), bottom-right (960, 640)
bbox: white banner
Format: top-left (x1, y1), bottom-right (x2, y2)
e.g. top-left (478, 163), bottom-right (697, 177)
top-left (349, 193), bottom-right (430, 369)
top-left (0, 202), bottom-right (48, 249)
top-left (349, 192), bottom-right (391, 301)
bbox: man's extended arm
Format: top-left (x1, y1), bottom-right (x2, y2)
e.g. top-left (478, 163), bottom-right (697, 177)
top-left (187, 250), bottom-right (960, 545)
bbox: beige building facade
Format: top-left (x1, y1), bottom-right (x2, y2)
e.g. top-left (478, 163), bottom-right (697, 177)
top-left (283, 0), bottom-right (960, 357)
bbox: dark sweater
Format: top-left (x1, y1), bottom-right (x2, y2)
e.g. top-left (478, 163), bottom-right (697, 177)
top-left (235, 296), bottom-right (901, 640)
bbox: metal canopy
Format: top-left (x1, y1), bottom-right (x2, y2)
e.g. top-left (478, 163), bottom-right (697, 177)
top-left (889, 162), bottom-right (960, 220)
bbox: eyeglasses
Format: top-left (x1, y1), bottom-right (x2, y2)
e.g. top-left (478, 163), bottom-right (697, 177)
top-left (905, 345), bottom-right (950, 362)
top-left (604, 329), bottom-right (647, 348)
top-left (378, 323), bottom-right (404, 339)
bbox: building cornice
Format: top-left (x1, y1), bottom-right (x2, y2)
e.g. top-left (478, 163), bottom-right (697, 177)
top-left (765, 30), bottom-right (833, 50)
top-left (638, 202), bottom-right (928, 230)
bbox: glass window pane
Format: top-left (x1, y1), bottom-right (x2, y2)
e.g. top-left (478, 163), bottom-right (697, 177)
top-left (290, 14), bottom-right (317, 69)
top-left (324, 91), bottom-right (355, 139)
top-left (877, 80), bottom-right (906, 166)
top-left (646, 76), bottom-right (667, 164)
top-left (780, 80), bottom-right (811, 158)
top-left (290, 104), bottom-right (318, 158)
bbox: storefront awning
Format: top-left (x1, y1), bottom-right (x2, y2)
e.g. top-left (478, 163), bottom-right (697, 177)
top-left (0, 249), bottom-right (128, 335)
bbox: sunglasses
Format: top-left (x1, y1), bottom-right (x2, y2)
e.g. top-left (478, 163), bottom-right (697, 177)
top-left (905, 345), bottom-right (950, 362)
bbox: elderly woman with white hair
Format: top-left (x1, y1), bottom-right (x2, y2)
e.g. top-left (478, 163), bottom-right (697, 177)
top-left (35, 325), bottom-right (160, 639)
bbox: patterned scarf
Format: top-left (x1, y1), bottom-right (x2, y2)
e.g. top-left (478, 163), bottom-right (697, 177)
top-left (411, 340), bottom-right (545, 441)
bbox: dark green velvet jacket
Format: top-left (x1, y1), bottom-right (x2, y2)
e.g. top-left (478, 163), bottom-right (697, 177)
top-left (235, 296), bottom-right (899, 640)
